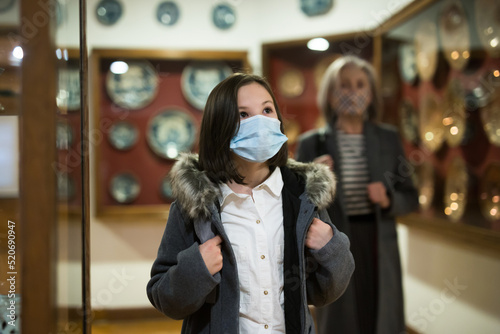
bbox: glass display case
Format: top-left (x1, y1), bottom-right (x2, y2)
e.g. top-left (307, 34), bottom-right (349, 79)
top-left (377, 0), bottom-right (500, 252)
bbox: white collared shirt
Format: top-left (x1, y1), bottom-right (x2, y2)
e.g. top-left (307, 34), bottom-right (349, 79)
top-left (219, 167), bottom-right (286, 334)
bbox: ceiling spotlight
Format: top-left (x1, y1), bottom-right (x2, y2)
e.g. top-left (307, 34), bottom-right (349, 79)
top-left (307, 37), bottom-right (329, 51)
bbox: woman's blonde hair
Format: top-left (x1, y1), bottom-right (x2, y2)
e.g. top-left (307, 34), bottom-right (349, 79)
top-left (317, 55), bottom-right (382, 124)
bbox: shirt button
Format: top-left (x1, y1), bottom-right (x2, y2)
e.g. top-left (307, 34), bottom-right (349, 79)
top-left (261, 255), bottom-right (265, 259)
top-left (264, 290), bottom-right (268, 295)
top-left (264, 324), bottom-right (269, 329)
top-left (256, 220), bottom-right (260, 224)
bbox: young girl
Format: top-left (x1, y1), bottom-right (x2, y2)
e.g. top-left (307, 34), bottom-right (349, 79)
top-left (296, 56), bottom-right (418, 333)
top-left (147, 73), bottom-right (354, 334)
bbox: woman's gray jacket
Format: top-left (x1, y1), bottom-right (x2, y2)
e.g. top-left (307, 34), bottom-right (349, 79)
top-left (296, 122), bottom-right (419, 334)
top-left (147, 153), bottom-right (355, 334)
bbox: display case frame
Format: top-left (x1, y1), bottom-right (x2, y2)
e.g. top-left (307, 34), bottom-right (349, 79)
top-left (91, 48), bottom-right (250, 219)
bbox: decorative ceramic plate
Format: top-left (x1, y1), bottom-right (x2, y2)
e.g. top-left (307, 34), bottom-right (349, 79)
top-left (300, 0), bottom-right (333, 16)
top-left (212, 3), bottom-right (236, 30)
top-left (156, 1), bottom-right (180, 26)
top-left (479, 162), bottom-right (500, 222)
top-left (109, 172), bottom-right (140, 204)
top-left (278, 68), bottom-right (305, 98)
top-left (472, 69), bottom-right (500, 109)
top-left (398, 98), bottom-right (419, 144)
top-left (147, 109), bottom-right (196, 159)
top-left (181, 61), bottom-right (233, 110)
top-left (398, 43), bottom-right (418, 84)
top-left (106, 60), bottom-right (159, 110)
top-left (57, 67), bottom-right (81, 112)
top-left (479, 69), bottom-right (500, 146)
top-left (480, 93), bottom-right (500, 147)
top-left (160, 175), bottom-right (174, 200)
top-left (57, 172), bottom-right (75, 201)
top-left (56, 121), bottom-right (74, 150)
top-left (438, 0), bottom-right (470, 71)
top-left (475, 0), bottom-right (500, 58)
top-left (419, 92), bottom-right (444, 152)
top-left (444, 156), bottom-right (468, 222)
top-left (96, 0), bottom-right (123, 26)
top-left (414, 20), bottom-right (438, 81)
top-left (108, 121), bottom-right (138, 150)
top-left (0, 0), bottom-right (15, 13)
top-left (416, 160), bottom-right (434, 211)
top-left (443, 79), bottom-right (466, 147)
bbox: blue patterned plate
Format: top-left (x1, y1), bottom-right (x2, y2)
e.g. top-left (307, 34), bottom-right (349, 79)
top-left (181, 61), bottom-right (233, 110)
top-left (96, 0), bottom-right (123, 26)
top-left (106, 60), bottom-right (159, 110)
top-left (156, 1), bottom-right (180, 26)
top-left (0, 0), bottom-right (15, 13)
top-left (300, 0), bottom-right (333, 16)
top-left (212, 3), bottom-right (236, 30)
top-left (57, 172), bottom-right (75, 201)
top-left (109, 172), bottom-right (140, 204)
top-left (56, 121), bottom-right (74, 150)
top-left (57, 67), bottom-right (81, 112)
top-left (147, 109), bottom-right (197, 159)
top-left (160, 175), bottom-right (174, 200)
top-left (108, 121), bottom-right (139, 150)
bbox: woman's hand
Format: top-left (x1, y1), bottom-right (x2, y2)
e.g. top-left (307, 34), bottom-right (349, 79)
top-left (367, 182), bottom-right (391, 209)
top-left (305, 218), bottom-right (333, 250)
top-left (199, 235), bottom-right (223, 276)
top-left (313, 154), bottom-right (334, 171)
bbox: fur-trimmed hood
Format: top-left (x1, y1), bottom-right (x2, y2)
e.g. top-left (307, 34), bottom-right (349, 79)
top-left (169, 153), bottom-right (336, 220)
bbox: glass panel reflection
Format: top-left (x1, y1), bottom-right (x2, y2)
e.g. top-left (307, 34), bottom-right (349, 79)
top-left (55, 0), bottom-right (86, 332)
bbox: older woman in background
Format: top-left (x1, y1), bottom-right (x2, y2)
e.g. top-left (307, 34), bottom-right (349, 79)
top-left (296, 56), bottom-right (418, 334)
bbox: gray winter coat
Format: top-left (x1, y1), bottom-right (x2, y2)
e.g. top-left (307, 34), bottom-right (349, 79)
top-left (147, 153), bottom-right (355, 334)
top-left (296, 121), bottom-right (419, 334)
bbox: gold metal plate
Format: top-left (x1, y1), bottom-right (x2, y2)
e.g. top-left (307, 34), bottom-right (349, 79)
top-left (419, 92), bottom-right (444, 152)
top-left (444, 156), bottom-right (468, 222)
top-left (479, 162), bottom-right (500, 222)
top-left (443, 79), bottom-right (466, 147)
top-left (278, 68), bottom-right (305, 98)
top-left (439, 0), bottom-right (471, 71)
top-left (415, 20), bottom-right (438, 81)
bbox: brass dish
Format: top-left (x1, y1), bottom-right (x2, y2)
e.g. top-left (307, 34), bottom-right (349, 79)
top-left (479, 162), bottom-right (500, 222)
top-left (443, 79), bottom-right (466, 147)
top-left (444, 156), bottom-right (468, 222)
top-left (419, 92), bottom-right (444, 152)
top-left (415, 20), bottom-right (438, 81)
top-left (479, 69), bottom-right (500, 146)
top-left (439, 0), bottom-right (470, 71)
top-left (399, 98), bottom-right (419, 144)
top-left (278, 68), bottom-right (305, 98)
top-left (475, 0), bottom-right (500, 58)
top-left (416, 160), bottom-right (435, 211)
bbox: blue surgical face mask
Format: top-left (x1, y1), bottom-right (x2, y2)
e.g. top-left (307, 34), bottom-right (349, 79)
top-left (230, 115), bottom-right (288, 163)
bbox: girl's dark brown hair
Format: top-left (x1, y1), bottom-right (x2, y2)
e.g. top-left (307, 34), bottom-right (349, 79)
top-left (198, 73), bottom-right (288, 184)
